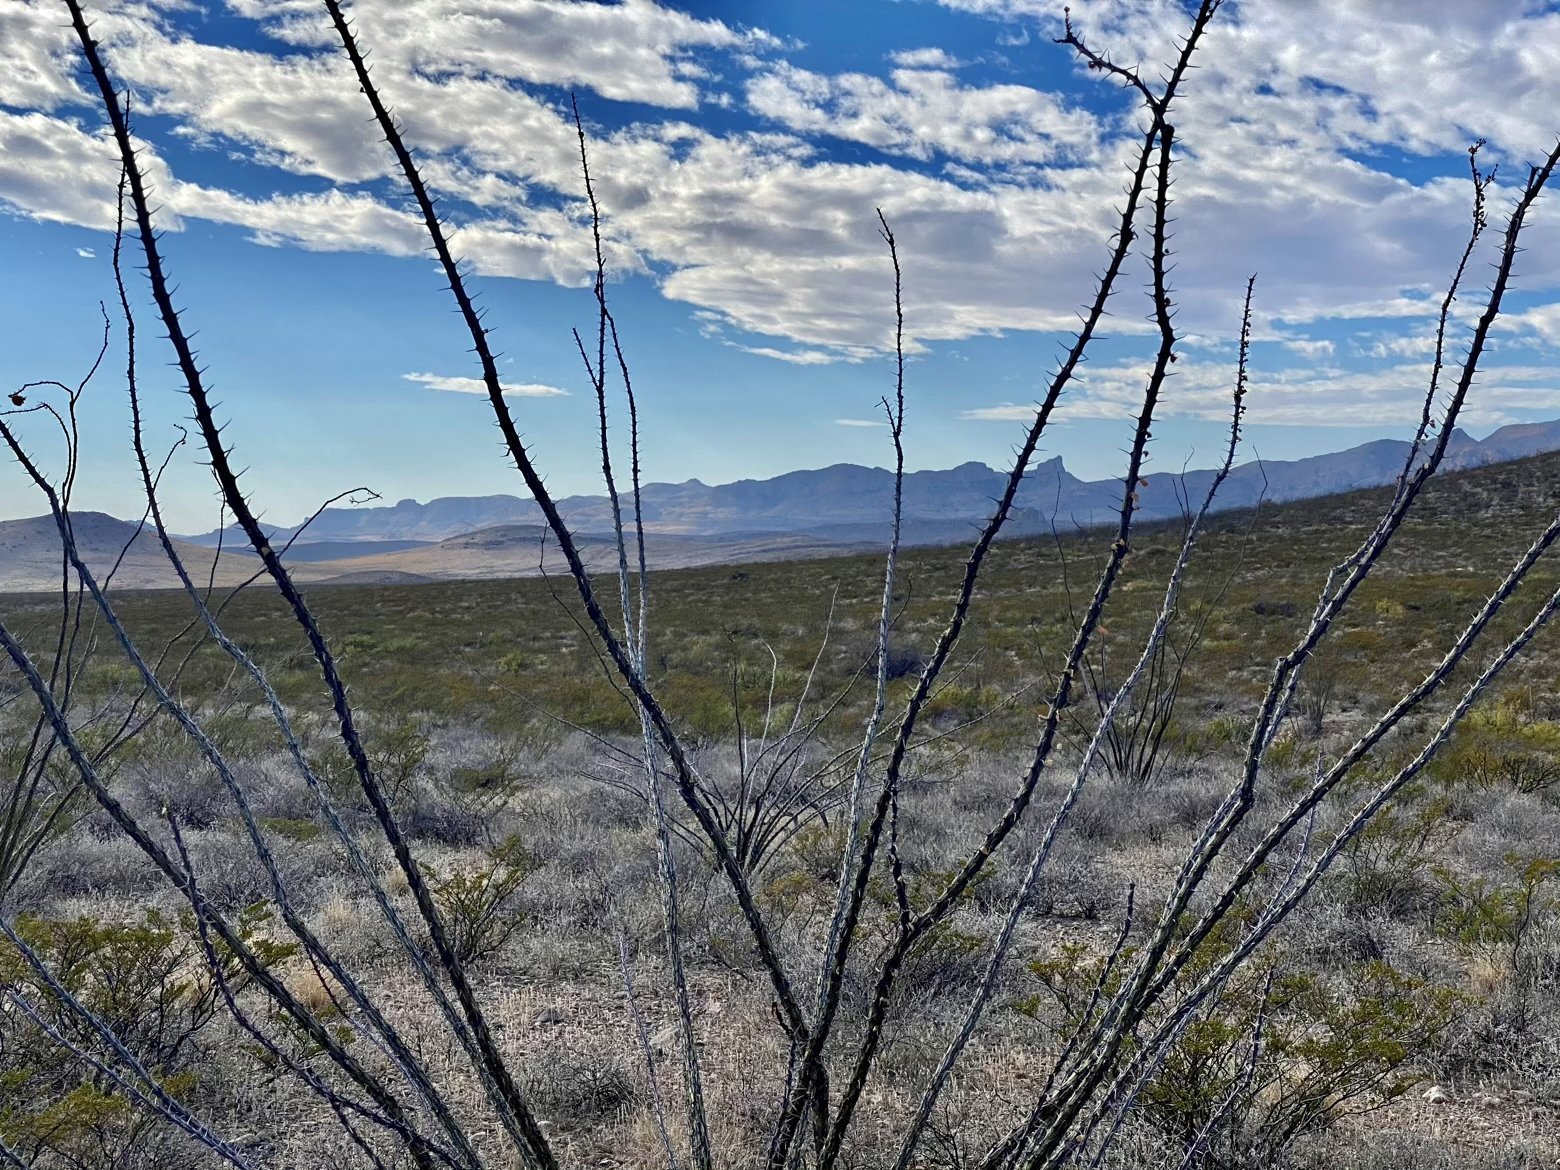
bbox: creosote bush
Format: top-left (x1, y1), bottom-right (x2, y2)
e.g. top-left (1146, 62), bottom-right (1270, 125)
top-left (0, 904), bottom-right (295, 1167)
top-left (426, 836), bottom-right (534, 966)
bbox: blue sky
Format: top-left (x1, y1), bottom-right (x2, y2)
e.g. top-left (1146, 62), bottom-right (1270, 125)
top-left (4, 0), bottom-right (1560, 532)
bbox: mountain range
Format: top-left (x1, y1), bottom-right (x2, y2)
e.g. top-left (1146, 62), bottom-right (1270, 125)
top-left (182, 418), bottom-right (1560, 546)
top-left (2, 419), bottom-right (1557, 593)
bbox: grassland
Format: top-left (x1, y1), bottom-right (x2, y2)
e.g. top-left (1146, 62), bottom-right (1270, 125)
top-left (14, 445), bottom-right (1556, 744)
top-left (6, 450), bottom-right (1560, 1167)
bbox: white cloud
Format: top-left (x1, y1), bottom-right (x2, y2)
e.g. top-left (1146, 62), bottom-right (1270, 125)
top-left (1495, 303), bottom-right (1560, 348)
top-left (0, 111), bottom-right (131, 231)
top-left (834, 417), bottom-right (888, 427)
top-left (403, 371), bottom-right (569, 397)
top-left (1362, 333), bottom-right (1438, 360)
top-left (962, 403), bottom-right (1037, 421)
top-left (5, 0), bottom-right (1560, 382)
top-left (226, 0), bottom-right (774, 110)
top-left (941, 0), bottom-right (1560, 159)
top-left (735, 344), bottom-right (862, 365)
top-left (75, 247), bottom-right (95, 259)
top-left (961, 356), bottom-right (1560, 429)
top-left (0, 2), bottom-right (89, 112)
top-left (180, 185), bottom-right (430, 255)
top-left (1280, 337), bottom-right (1335, 360)
top-left (745, 61), bottom-right (1101, 166)
top-left (889, 48), bottom-right (963, 69)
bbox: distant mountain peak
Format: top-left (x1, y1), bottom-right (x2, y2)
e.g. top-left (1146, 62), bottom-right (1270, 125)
top-left (11, 422), bottom-right (1560, 592)
top-left (170, 420), bottom-right (1560, 550)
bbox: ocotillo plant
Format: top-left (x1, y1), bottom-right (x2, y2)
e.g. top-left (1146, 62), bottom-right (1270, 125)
top-left (3, 1), bottom-right (1560, 1168)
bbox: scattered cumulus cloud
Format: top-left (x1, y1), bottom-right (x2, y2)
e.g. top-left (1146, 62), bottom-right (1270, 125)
top-left (965, 356), bottom-right (1560, 430)
top-left (403, 371), bottom-right (569, 397)
top-left (3, 0), bottom-right (1560, 413)
top-left (744, 61), bottom-right (1102, 166)
top-left (1280, 338), bottom-right (1335, 360)
top-left (962, 403), bottom-right (1037, 421)
top-left (1362, 334), bottom-right (1438, 360)
top-left (735, 344), bottom-right (860, 365)
top-left (889, 47), bottom-right (964, 69)
top-left (75, 247), bottom-right (94, 259)
top-left (1495, 303), bottom-right (1560, 348)
top-left (224, 0), bottom-right (776, 111)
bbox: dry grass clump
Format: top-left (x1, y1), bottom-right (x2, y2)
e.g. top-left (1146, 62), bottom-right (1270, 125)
top-left (6, 709), bottom-right (1560, 1167)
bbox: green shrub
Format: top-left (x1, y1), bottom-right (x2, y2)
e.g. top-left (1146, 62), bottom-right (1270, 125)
top-left (1429, 697), bottom-right (1560, 795)
top-left (1433, 853), bottom-right (1560, 1033)
top-left (1144, 959), bottom-right (1461, 1166)
top-left (1339, 793), bottom-right (1457, 918)
top-left (307, 717), bottom-right (430, 810)
top-left (426, 836), bottom-right (533, 965)
top-left (257, 815), bottom-right (323, 842)
top-left (1025, 934), bottom-right (1463, 1168)
top-left (0, 905), bottom-right (292, 1165)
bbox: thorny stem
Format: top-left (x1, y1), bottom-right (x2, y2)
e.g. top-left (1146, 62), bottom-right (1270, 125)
top-left (65, 5), bottom-right (549, 1166)
top-left (570, 95), bottom-right (713, 1170)
top-left (320, 1), bottom-right (809, 1060)
top-left (796, 10), bottom-right (1222, 1165)
top-left (1015, 144), bottom-right (1560, 1168)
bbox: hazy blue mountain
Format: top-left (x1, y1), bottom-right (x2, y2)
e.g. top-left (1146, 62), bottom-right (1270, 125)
top-left (10, 423), bottom-right (1560, 591)
top-left (180, 423), bottom-right (1556, 551)
top-left (0, 512), bottom-right (239, 591)
top-left (1472, 419), bottom-right (1560, 462)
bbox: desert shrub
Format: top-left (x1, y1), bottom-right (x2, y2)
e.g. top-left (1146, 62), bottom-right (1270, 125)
top-left (307, 716), bottom-right (430, 812)
top-left (1183, 712), bottom-right (1249, 757)
top-left (1062, 779), bottom-right (1145, 846)
top-left (0, 730), bottom-right (83, 899)
top-left (1429, 696), bottom-right (1560, 795)
top-left (257, 815), bottom-right (323, 842)
top-left (0, 905), bottom-right (292, 1167)
top-left (1024, 853), bottom-right (1120, 921)
top-left (23, 832), bottom-right (154, 900)
top-left (426, 835), bottom-right (534, 965)
top-left (398, 786), bottom-right (488, 847)
top-left (443, 737), bottom-right (532, 822)
top-left (1028, 936), bottom-right (1463, 1169)
top-left (1261, 731), bottom-right (1319, 778)
top-left (118, 719), bottom-right (231, 832)
top-left (1294, 643), bottom-right (1345, 734)
top-left (1074, 611), bottom-right (1212, 790)
top-left (922, 681), bottom-right (1008, 732)
top-left (789, 820), bottom-right (849, 884)
top-left (184, 829), bottom-right (338, 913)
top-left (1432, 853), bottom-right (1560, 1043)
top-left (1162, 776), bottom-right (1236, 834)
top-left (1153, 961), bottom-right (1459, 1167)
top-left (1320, 1134), bottom-right (1542, 1170)
top-left (758, 868), bottom-right (835, 937)
top-left (885, 646), bottom-right (926, 682)
top-left (1251, 599), bottom-right (1298, 619)
top-left (1433, 854), bottom-right (1560, 971)
top-left (1301, 910), bottom-right (1388, 967)
top-left (887, 921), bottom-right (991, 1007)
top-left (1338, 793), bottom-right (1458, 919)
top-left (522, 1048), bottom-right (638, 1126)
